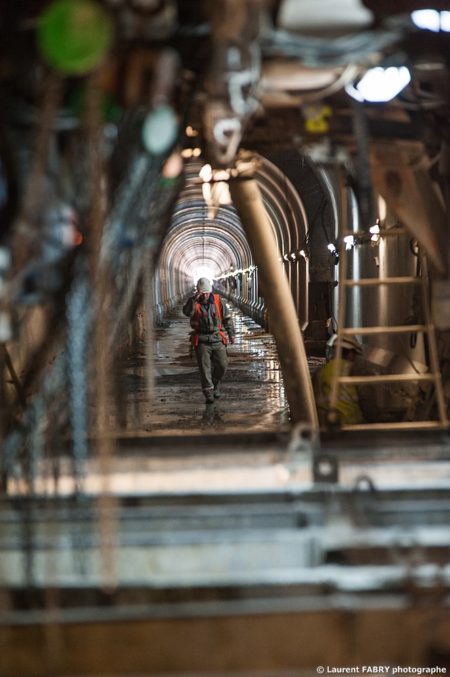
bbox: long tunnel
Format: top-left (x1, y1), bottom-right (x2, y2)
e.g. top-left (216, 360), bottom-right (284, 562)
top-left (155, 154), bottom-right (310, 326)
top-left (1, 1), bottom-right (450, 674)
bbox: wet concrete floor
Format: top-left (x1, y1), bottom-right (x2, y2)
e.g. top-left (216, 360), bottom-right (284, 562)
top-left (123, 305), bottom-right (323, 436)
top-left (22, 306), bottom-right (450, 496)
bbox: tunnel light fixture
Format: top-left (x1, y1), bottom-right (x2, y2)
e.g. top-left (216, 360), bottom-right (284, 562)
top-left (345, 66), bottom-right (411, 103)
top-left (202, 181), bottom-right (232, 209)
top-left (370, 223), bottom-right (380, 243)
top-left (344, 235), bottom-right (355, 250)
top-left (185, 125), bottom-right (199, 137)
top-left (199, 163), bottom-right (213, 182)
top-left (181, 147), bottom-right (202, 158)
top-left (214, 182), bottom-right (232, 205)
top-left (199, 165), bottom-right (231, 183)
top-left (214, 169), bottom-right (231, 181)
top-left (201, 163), bottom-right (232, 208)
top-left (411, 10), bottom-right (450, 32)
top-left (287, 250), bottom-right (307, 261)
top-left (442, 11), bottom-right (450, 31)
top-left (220, 264), bottom-right (256, 279)
top-left (327, 243), bottom-right (337, 253)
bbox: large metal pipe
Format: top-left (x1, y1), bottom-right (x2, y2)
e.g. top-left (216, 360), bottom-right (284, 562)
top-left (370, 141), bottom-right (448, 276)
top-left (230, 174), bottom-right (318, 428)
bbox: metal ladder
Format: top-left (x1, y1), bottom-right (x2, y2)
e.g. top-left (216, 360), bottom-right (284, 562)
top-left (328, 231), bottom-right (449, 432)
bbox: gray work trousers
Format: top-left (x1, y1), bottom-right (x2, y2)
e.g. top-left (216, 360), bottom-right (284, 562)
top-left (194, 341), bottom-right (228, 392)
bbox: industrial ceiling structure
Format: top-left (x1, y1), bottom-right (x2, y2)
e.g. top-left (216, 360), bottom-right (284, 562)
top-left (0, 0), bottom-right (450, 674)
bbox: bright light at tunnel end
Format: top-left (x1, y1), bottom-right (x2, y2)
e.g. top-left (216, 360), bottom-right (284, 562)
top-left (192, 266), bottom-right (217, 286)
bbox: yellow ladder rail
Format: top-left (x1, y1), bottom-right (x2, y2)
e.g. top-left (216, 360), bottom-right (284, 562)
top-left (328, 238), bottom-right (449, 431)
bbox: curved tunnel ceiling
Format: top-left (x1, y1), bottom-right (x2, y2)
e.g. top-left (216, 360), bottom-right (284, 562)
top-left (156, 153), bottom-right (310, 299)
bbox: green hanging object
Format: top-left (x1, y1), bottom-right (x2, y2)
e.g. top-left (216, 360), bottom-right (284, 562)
top-left (37, 0), bottom-right (114, 75)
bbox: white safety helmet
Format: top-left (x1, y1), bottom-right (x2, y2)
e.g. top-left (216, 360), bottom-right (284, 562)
top-left (196, 277), bottom-right (212, 293)
top-left (327, 333), bottom-right (363, 355)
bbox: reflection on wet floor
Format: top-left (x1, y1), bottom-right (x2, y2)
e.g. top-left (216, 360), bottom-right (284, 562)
top-left (124, 305), bottom-right (322, 435)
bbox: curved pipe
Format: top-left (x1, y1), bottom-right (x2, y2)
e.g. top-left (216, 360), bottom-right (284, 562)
top-left (230, 174), bottom-right (318, 428)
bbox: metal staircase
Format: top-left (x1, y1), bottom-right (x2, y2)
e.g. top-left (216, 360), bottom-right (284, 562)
top-left (328, 230), bottom-right (449, 432)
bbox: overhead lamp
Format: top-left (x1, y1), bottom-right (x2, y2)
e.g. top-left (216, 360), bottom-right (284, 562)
top-left (200, 163), bottom-right (232, 209)
top-left (185, 125), bottom-right (199, 137)
top-left (345, 67), bottom-right (411, 103)
top-left (327, 243), bottom-right (337, 253)
top-left (344, 235), bottom-right (355, 250)
top-left (199, 163), bottom-right (213, 182)
top-left (370, 223), bottom-right (380, 243)
top-left (214, 169), bottom-right (230, 181)
top-left (411, 10), bottom-right (450, 32)
top-left (199, 165), bottom-right (230, 183)
top-left (442, 11), bottom-right (450, 31)
top-left (181, 148), bottom-right (202, 158)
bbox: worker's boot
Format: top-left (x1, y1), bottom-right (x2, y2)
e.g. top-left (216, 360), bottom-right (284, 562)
top-left (203, 387), bottom-right (214, 404)
top-left (213, 382), bottom-right (221, 399)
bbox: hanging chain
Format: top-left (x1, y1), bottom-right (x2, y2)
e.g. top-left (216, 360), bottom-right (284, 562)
top-left (13, 74), bottom-right (62, 271)
top-left (83, 71), bottom-right (118, 590)
top-left (64, 276), bottom-right (91, 576)
top-left (66, 273), bottom-right (91, 493)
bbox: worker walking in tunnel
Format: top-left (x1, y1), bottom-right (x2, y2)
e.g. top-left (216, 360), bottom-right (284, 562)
top-left (313, 334), bottom-right (365, 427)
top-left (183, 277), bottom-right (235, 403)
